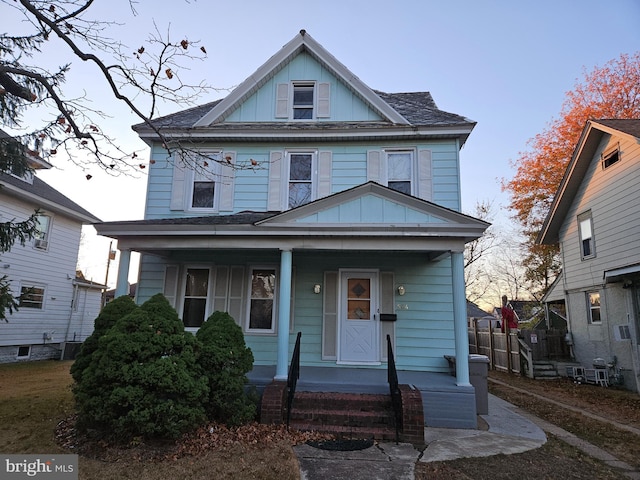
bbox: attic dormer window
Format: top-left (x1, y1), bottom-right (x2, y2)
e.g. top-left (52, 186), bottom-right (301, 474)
top-left (292, 83), bottom-right (314, 119)
top-left (601, 146), bottom-right (620, 169)
top-left (275, 82), bottom-right (330, 120)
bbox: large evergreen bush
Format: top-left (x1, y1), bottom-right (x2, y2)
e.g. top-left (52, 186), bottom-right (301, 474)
top-left (70, 295), bottom-right (138, 384)
top-left (73, 294), bottom-right (209, 441)
top-left (196, 311), bottom-right (256, 426)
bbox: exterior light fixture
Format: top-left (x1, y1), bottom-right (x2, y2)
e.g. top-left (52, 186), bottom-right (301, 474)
top-left (314, 284), bottom-right (321, 294)
top-left (397, 285), bottom-right (405, 296)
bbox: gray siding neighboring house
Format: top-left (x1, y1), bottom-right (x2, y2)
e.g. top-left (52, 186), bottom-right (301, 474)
top-left (539, 119), bottom-right (640, 392)
top-left (0, 130), bottom-right (104, 362)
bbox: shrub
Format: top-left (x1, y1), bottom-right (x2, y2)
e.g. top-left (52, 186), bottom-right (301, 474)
top-left (73, 294), bottom-right (209, 441)
top-left (196, 311), bottom-right (256, 426)
top-left (70, 295), bottom-right (138, 384)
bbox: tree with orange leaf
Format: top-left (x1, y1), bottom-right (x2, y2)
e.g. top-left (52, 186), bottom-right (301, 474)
top-left (502, 52), bottom-right (640, 294)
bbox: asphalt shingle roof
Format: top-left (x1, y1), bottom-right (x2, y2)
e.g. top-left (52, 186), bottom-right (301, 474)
top-left (99, 210), bottom-right (274, 227)
top-left (0, 172), bottom-right (101, 222)
top-left (595, 119), bottom-right (640, 138)
top-left (133, 91), bottom-right (473, 132)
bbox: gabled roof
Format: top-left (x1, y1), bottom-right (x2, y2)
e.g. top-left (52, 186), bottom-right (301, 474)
top-left (0, 171), bottom-right (101, 223)
top-left (538, 119), bottom-right (640, 245)
top-left (256, 182), bottom-right (489, 238)
top-left (132, 31), bottom-right (475, 145)
top-left (194, 30), bottom-right (408, 127)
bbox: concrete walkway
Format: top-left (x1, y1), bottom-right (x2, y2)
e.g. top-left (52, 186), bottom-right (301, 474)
top-left (294, 393), bottom-right (640, 479)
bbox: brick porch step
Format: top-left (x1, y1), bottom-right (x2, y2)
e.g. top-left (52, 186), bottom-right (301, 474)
top-left (288, 392), bottom-right (398, 440)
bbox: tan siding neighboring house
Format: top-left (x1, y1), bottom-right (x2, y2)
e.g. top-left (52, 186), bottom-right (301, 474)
top-left (539, 119), bottom-right (640, 392)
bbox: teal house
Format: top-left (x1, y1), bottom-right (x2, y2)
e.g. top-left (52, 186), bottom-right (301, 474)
top-left (95, 31), bottom-right (489, 430)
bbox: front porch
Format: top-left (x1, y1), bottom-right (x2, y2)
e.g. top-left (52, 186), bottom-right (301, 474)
top-left (250, 365), bottom-right (478, 436)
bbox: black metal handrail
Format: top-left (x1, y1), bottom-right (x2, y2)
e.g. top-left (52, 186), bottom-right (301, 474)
top-left (387, 334), bottom-right (402, 444)
top-left (286, 331), bottom-right (302, 429)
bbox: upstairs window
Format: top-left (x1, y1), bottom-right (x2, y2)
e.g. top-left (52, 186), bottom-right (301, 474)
top-left (275, 82), bottom-right (330, 120)
top-left (33, 214), bottom-right (51, 250)
top-left (292, 83), bottom-right (314, 119)
top-left (288, 152), bottom-right (315, 208)
top-left (578, 211), bottom-right (595, 259)
top-left (602, 145), bottom-right (620, 169)
top-left (190, 153), bottom-right (220, 211)
top-left (587, 291), bottom-right (601, 324)
top-left (386, 151), bottom-right (414, 195)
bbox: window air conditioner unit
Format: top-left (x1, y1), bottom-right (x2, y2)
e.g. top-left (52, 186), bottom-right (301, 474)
top-left (34, 239), bottom-right (48, 249)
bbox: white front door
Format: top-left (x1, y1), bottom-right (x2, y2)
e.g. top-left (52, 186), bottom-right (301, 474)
top-left (338, 270), bottom-right (379, 364)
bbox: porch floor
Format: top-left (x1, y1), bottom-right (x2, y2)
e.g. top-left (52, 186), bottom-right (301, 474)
top-left (249, 365), bottom-right (477, 429)
top-left (248, 365), bottom-right (462, 394)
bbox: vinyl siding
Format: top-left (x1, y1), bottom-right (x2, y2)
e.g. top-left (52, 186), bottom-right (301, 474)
top-left (225, 52), bottom-right (383, 123)
top-left (145, 139), bottom-right (462, 219)
top-left (68, 285), bottom-right (104, 341)
top-left (135, 251), bottom-right (455, 372)
top-left (0, 191), bottom-right (96, 348)
top-left (559, 133), bottom-right (640, 292)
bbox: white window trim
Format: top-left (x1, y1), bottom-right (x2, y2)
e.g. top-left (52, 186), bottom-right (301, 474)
top-left (587, 291), bottom-right (602, 325)
top-left (578, 211), bottom-right (595, 260)
top-left (33, 213), bottom-right (52, 251)
top-left (382, 148), bottom-right (417, 195)
top-left (186, 151), bottom-right (222, 213)
top-left (601, 143), bottom-right (621, 170)
top-left (291, 81), bottom-right (316, 121)
top-left (178, 266), bottom-right (214, 332)
top-left (285, 149), bottom-right (318, 210)
top-left (245, 265), bottom-right (278, 335)
top-left (19, 283), bottom-right (46, 310)
top-left (17, 345), bottom-right (31, 360)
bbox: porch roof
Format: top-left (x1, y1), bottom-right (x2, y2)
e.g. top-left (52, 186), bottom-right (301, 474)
top-left (94, 183), bottom-right (489, 257)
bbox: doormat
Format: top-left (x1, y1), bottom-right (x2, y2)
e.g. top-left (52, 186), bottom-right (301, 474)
top-left (306, 439), bottom-right (374, 451)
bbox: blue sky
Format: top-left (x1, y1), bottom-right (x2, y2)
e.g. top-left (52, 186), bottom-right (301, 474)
top-left (11, 0), bottom-right (639, 285)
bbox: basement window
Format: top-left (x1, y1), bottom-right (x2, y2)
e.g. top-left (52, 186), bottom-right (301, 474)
top-left (17, 346), bottom-right (31, 359)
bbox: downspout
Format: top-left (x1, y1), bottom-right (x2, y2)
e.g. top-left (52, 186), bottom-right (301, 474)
top-left (64, 281), bottom-right (79, 344)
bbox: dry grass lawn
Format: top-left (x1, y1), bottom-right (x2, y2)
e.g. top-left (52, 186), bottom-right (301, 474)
top-left (3, 360), bottom-right (640, 480)
top-left (0, 360), bottom-right (301, 480)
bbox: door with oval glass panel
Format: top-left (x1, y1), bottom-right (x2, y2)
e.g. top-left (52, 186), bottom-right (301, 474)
top-left (338, 270), bottom-right (379, 364)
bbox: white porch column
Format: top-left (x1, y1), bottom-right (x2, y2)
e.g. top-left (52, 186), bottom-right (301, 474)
top-left (452, 251), bottom-right (471, 386)
top-left (114, 249), bottom-right (131, 298)
top-left (275, 249), bottom-right (293, 380)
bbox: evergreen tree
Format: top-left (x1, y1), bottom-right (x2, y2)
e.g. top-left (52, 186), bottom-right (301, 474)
top-left (74, 294), bottom-right (209, 441)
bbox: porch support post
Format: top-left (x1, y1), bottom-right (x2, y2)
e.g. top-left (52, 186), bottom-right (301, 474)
top-left (452, 251), bottom-right (471, 386)
top-left (275, 249), bottom-right (293, 380)
top-left (114, 248), bottom-right (131, 298)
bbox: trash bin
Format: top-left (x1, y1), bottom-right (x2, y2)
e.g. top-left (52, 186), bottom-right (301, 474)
top-left (469, 354), bottom-right (490, 415)
top-left (443, 354), bottom-right (490, 415)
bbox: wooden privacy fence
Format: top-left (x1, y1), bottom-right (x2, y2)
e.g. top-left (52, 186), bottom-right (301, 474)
top-left (468, 319), bottom-right (570, 375)
top-left (468, 322), bottom-right (521, 374)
